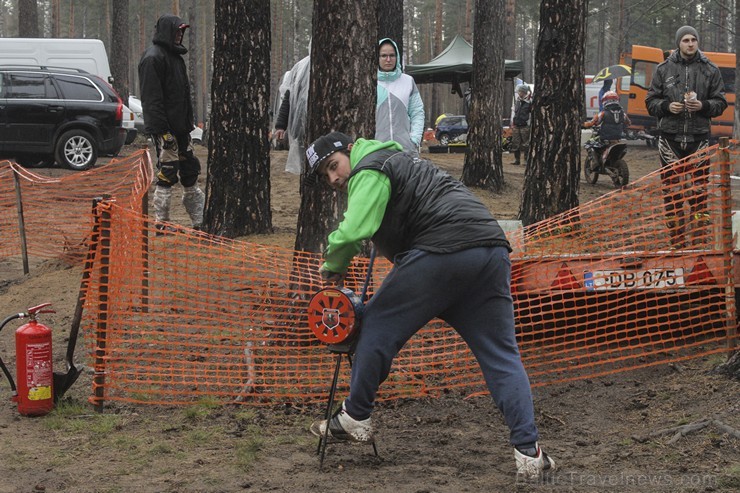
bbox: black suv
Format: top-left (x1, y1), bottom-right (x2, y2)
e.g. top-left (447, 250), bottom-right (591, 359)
top-left (0, 65), bottom-right (126, 170)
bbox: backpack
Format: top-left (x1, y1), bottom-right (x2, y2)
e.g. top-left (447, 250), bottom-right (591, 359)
top-left (599, 104), bottom-right (625, 141)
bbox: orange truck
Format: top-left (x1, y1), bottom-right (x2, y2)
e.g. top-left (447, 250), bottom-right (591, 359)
top-left (616, 45), bottom-right (735, 140)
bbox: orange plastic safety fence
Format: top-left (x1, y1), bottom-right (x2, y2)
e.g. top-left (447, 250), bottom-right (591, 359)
top-left (510, 140), bottom-right (737, 387)
top-left (0, 151), bottom-right (152, 267)
top-left (80, 142), bottom-right (737, 408)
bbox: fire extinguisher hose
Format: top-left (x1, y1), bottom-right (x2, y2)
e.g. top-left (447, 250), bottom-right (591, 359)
top-left (0, 313), bottom-right (22, 393)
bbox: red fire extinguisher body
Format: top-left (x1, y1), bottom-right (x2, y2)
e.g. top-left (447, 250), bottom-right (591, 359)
top-left (15, 320), bottom-right (54, 416)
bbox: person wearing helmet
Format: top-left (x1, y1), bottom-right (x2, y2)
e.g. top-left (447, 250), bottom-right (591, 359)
top-left (304, 131), bottom-right (556, 479)
top-left (597, 79), bottom-right (613, 111)
top-left (510, 84), bottom-right (532, 165)
top-left (583, 90), bottom-right (630, 143)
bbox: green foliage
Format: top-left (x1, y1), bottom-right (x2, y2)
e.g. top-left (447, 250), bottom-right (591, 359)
top-left (234, 436), bottom-right (263, 470)
top-left (182, 397), bottom-right (221, 421)
top-left (718, 464), bottom-right (740, 488)
top-left (234, 409), bottom-right (258, 423)
top-left (43, 400), bottom-right (125, 435)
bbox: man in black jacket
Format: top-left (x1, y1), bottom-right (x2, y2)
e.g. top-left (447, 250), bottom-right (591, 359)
top-left (305, 132), bottom-right (555, 479)
top-left (646, 25), bottom-right (726, 243)
top-left (139, 13), bottom-right (204, 232)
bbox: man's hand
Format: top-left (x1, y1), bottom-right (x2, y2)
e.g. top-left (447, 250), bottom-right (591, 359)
top-left (274, 129), bottom-right (286, 140)
top-left (161, 132), bottom-right (176, 149)
top-left (319, 265), bottom-right (345, 285)
top-left (684, 98), bottom-right (702, 112)
top-left (669, 102), bottom-right (685, 114)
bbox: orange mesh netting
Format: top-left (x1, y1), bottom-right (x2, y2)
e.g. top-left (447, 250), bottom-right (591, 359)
top-left (74, 142), bottom-right (737, 408)
top-left (0, 150), bottom-right (152, 265)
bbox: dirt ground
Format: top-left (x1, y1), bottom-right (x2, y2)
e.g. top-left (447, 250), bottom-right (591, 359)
top-left (0, 140), bottom-right (738, 493)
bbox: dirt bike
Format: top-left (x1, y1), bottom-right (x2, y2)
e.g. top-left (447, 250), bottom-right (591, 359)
top-left (583, 133), bottom-right (629, 188)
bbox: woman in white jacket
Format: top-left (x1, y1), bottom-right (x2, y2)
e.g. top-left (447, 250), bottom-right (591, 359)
top-left (375, 38), bottom-right (425, 156)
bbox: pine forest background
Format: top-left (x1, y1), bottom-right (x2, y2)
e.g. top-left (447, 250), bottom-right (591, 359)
top-left (0, 0), bottom-right (734, 129)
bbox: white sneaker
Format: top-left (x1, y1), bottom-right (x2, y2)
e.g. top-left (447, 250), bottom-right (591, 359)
top-left (310, 402), bottom-right (374, 442)
top-left (515, 443), bottom-right (556, 479)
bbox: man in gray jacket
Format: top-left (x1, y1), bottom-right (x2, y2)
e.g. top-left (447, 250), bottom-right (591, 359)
top-left (646, 25), bottom-right (726, 244)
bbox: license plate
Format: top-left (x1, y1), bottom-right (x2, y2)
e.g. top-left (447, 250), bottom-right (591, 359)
top-left (591, 268), bottom-right (685, 290)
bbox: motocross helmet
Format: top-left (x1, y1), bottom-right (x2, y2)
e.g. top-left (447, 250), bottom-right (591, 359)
top-left (516, 84), bottom-right (531, 95)
top-left (601, 91), bottom-right (619, 104)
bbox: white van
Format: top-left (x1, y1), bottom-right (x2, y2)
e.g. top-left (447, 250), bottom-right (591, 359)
top-left (0, 37), bottom-right (136, 144)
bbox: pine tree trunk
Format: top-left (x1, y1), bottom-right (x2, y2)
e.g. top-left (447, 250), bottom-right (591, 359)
top-left (69, 1), bottom-right (75, 37)
top-left (616, 0), bottom-right (625, 61)
top-left (292, 0), bottom-right (300, 64)
top-left (377, 0), bottom-right (403, 56)
top-left (431, 0), bottom-right (444, 126)
top-left (713, 350), bottom-right (740, 379)
top-left (461, 0), bottom-right (504, 191)
top-left (187, 0), bottom-right (198, 124)
top-left (504, 0), bottom-right (515, 59)
top-left (519, 0), bottom-right (586, 226)
top-left (18, 0), bottom-right (39, 37)
top-left (204, 0), bottom-right (272, 237)
top-left (294, 0), bottom-right (378, 253)
top-left (271, 1), bottom-right (283, 106)
top-left (102, 1), bottom-right (110, 51)
top-left (111, 0), bottom-right (130, 104)
top-left (597, 0), bottom-right (607, 66)
top-left (734, 5), bottom-right (740, 141)
top-left (464, 0), bottom-right (473, 42)
top-left (201, 26), bottom-right (209, 127)
top-left (503, 1), bottom-right (516, 122)
top-left (134, 4), bottom-right (146, 97)
top-left (51, 0), bottom-right (60, 37)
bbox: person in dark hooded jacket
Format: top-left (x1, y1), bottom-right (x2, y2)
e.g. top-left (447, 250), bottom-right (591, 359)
top-left (645, 25), bottom-right (726, 244)
top-left (138, 13), bottom-right (204, 232)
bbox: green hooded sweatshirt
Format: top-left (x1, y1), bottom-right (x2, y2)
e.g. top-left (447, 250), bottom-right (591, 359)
top-left (322, 138), bottom-right (403, 273)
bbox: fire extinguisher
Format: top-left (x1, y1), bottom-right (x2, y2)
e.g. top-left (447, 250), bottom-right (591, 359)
top-left (0, 303), bottom-right (55, 416)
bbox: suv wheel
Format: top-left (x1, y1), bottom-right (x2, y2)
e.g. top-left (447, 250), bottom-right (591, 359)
top-left (55, 129), bottom-right (98, 170)
top-left (438, 133), bottom-right (450, 146)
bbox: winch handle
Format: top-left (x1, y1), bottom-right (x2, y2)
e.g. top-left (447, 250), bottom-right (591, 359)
top-left (359, 247), bottom-right (377, 303)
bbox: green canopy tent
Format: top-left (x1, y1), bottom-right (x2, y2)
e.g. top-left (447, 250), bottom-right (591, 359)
top-left (405, 34), bottom-right (523, 94)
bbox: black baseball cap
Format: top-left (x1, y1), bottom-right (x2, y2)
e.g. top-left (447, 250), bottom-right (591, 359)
top-left (305, 131), bottom-right (353, 185)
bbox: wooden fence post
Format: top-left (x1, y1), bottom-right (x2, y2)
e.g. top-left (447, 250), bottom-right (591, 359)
top-left (718, 137), bottom-right (736, 354)
top-left (12, 168), bottom-right (29, 275)
top-left (93, 199), bottom-right (112, 412)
